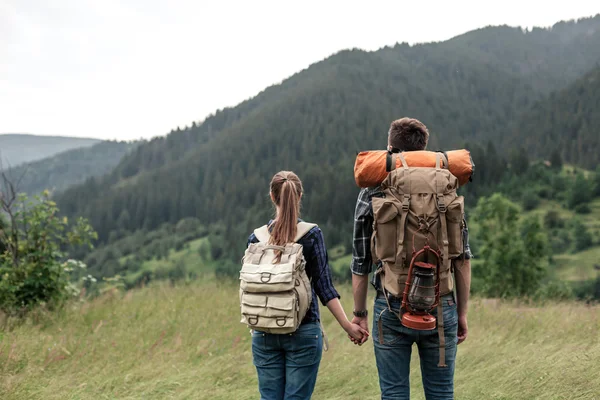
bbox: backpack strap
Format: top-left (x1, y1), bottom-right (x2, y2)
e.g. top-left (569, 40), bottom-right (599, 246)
top-left (253, 222), bottom-right (317, 244)
top-left (435, 153), bottom-right (451, 273)
top-left (396, 152), bottom-right (411, 265)
top-left (295, 222), bottom-right (317, 242)
top-left (435, 152), bottom-right (449, 368)
top-left (254, 225), bottom-right (271, 243)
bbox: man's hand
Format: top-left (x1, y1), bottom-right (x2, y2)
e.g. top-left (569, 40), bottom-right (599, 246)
top-left (457, 315), bottom-right (468, 345)
top-left (348, 316), bottom-right (370, 345)
top-left (345, 321), bottom-right (369, 343)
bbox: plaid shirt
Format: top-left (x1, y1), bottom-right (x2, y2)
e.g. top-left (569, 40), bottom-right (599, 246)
top-left (247, 221), bottom-right (340, 324)
top-left (351, 186), bottom-right (473, 277)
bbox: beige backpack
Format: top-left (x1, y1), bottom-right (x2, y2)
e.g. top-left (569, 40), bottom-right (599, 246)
top-left (239, 222), bottom-right (316, 334)
top-left (372, 152), bottom-right (464, 366)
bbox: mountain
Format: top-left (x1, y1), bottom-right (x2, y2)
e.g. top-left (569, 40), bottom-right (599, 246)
top-left (56, 15), bottom-right (600, 259)
top-left (509, 66), bottom-right (600, 170)
top-left (0, 134), bottom-right (100, 167)
top-left (5, 140), bottom-right (138, 196)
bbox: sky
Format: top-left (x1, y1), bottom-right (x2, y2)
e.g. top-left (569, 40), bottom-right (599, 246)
top-left (1, 1), bottom-right (599, 141)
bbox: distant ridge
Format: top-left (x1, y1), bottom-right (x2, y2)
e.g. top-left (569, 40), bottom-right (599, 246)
top-left (0, 134), bottom-right (101, 167)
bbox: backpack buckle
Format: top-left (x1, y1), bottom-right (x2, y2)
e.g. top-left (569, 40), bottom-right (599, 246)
top-left (436, 195), bottom-right (446, 212)
top-left (276, 317), bottom-right (287, 327)
top-left (402, 195), bottom-right (410, 211)
top-left (248, 316), bottom-right (259, 326)
top-left (260, 272), bottom-right (272, 283)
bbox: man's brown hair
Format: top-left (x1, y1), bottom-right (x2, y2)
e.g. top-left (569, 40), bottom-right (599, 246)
top-left (388, 117), bottom-right (429, 151)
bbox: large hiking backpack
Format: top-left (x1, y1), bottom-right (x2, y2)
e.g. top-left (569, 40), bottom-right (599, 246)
top-left (372, 152), bottom-right (464, 366)
top-left (239, 222), bottom-right (316, 334)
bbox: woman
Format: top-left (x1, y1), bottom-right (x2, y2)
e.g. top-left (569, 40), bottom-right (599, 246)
top-left (247, 171), bottom-right (367, 400)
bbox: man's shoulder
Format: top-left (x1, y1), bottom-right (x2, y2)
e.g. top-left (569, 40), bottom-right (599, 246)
top-left (354, 186), bottom-right (383, 218)
top-left (358, 186), bottom-right (384, 200)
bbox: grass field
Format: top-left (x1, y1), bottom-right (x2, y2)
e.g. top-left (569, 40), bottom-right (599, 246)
top-left (1, 281), bottom-right (598, 400)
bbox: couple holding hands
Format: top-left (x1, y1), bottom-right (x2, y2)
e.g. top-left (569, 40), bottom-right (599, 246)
top-left (242, 118), bottom-right (472, 400)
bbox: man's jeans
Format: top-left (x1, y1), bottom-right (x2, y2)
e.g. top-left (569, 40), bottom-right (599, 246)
top-left (373, 293), bottom-right (458, 400)
top-left (251, 322), bottom-right (323, 400)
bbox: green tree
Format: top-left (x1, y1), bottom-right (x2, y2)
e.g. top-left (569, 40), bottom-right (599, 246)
top-left (0, 190), bottom-right (97, 315)
top-left (571, 218), bottom-right (592, 252)
top-left (473, 193), bottom-right (548, 297)
top-left (521, 189), bottom-right (540, 211)
top-left (567, 173), bottom-right (592, 209)
top-left (549, 149), bottom-right (563, 170)
top-left (593, 166), bottom-right (600, 197)
top-left (510, 146), bottom-right (530, 176)
top-left (543, 210), bottom-right (564, 229)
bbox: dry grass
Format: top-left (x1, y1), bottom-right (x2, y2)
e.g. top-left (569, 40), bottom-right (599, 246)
top-left (0, 282), bottom-right (599, 399)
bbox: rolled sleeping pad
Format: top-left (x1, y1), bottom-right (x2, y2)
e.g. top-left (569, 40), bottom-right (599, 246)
top-left (354, 149), bottom-right (474, 187)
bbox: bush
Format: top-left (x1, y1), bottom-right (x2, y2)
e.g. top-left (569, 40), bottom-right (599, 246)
top-left (331, 266), bottom-right (352, 284)
top-left (473, 194), bottom-right (548, 298)
top-left (572, 276), bottom-right (600, 302)
top-left (543, 210), bottom-right (564, 229)
top-left (534, 280), bottom-right (574, 301)
top-left (567, 173), bottom-right (592, 208)
top-left (215, 260), bottom-right (240, 280)
top-left (521, 190), bottom-right (540, 211)
top-left (536, 186), bottom-right (551, 199)
top-left (574, 203), bottom-right (591, 214)
top-left (549, 229), bottom-right (571, 254)
top-left (571, 218), bottom-right (593, 252)
top-left (0, 193), bottom-right (97, 315)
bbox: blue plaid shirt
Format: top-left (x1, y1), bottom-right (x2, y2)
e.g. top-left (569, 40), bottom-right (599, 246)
top-left (351, 186), bottom-right (473, 278)
top-left (247, 220), bottom-right (340, 324)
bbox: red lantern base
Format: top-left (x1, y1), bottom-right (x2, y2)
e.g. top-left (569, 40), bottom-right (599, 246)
top-left (401, 313), bottom-right (437, 330)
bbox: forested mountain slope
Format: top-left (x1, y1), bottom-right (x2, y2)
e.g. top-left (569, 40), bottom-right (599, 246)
top-left (56, 16), bottom-right (600, 257)
top-left (5, 141), bottom-right (137, 196)
top-left (509, 66), bottom-right (600, 169)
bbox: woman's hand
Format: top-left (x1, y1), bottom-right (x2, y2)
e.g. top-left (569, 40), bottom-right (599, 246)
top-left (344, 320), bottom-right (369, 343)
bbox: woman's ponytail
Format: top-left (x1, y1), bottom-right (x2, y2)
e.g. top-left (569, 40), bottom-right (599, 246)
top-left (269, 171), bottom-right (303, 248)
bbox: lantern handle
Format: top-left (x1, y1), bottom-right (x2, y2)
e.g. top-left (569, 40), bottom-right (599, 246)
top-left (402, 245), bottom-right (443, 313)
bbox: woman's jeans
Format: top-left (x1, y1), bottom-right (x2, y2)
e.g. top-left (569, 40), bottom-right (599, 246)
top-left (252, 322), bottom-right (323, 400)
top-left (373, 293), bottom-right (458, 400)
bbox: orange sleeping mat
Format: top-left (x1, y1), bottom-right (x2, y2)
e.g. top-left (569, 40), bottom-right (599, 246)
top-left (354, 149), bottom-right (473, 187)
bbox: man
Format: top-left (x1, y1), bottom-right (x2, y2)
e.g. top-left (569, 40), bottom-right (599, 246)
top-left (350, 118), bottom-right (472, 400)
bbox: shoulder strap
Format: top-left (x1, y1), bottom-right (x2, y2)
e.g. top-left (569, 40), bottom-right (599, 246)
top-left (254, 225), bottom-right (270, 243)
top-left (295, 222), bottom-right (317, 242)
top-left (253, 222), bottom-right (317, 244)
top-left (437, 152), bottom-right (449, 169)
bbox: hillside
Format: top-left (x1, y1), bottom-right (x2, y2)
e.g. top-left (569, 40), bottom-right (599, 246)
top-left (55, 16), bottom-right (600, 261)
top-left (1, 282), bottom-right (598, 399)
top-left (509, 66), bottom-right (600, 169)
top-left (5, 141), bottom-right (137, 196)
top-left (0, 134), bottom-right (100, 167)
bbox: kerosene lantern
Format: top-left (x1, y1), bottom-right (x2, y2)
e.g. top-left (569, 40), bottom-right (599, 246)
top-left (401, 245), bottom-right (441, 330)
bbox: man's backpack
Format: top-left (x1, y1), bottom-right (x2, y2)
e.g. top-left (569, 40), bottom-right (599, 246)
top-left (371, 152), bottom-right (464, 366)
top-left (239, 222), bottom-right (316, 334)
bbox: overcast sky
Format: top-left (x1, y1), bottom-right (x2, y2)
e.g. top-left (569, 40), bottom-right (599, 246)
top-left (1, 1), bottom-right (598, 141)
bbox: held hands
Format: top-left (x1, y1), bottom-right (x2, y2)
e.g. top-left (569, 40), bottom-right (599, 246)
top-left (347, 316), bottom-right (370, 346)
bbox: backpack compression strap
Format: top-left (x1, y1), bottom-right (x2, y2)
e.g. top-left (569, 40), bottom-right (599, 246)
top-left (396, 152), bottom-right (411, 266)
top-left (253, 222), bottom-right (317, 244)
top-left (435, 152), bottom-right (449, 368)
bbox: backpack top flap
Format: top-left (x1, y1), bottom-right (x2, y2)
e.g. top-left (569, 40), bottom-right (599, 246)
top-left (254, 221), bottom-right (317, 244)
top-left (383, 152), bottom-right (459, 195)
